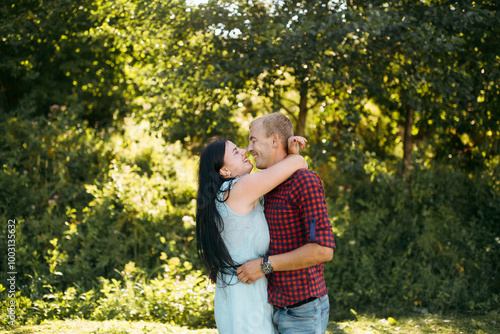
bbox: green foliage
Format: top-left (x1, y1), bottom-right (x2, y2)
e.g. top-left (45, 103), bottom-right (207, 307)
top-left (0, 0), bottom-right (130, 122)
top-left (0, 106), bottom-right (208, 329)
top-left (323, 162), bottom-right (500, 318)
top-left (0, 284), bottom-right (33, 328)
top-left (90, 259), bottom-right (213, 328)
top-left (0, 108), bottom-right (199, 296)
top-left (191, 0), bottom-right (499, 170)
top-left (344, 0), bottom-right (500, 171)
top-left (62, 118), bottom-right (199, 287)
top-left (28, 286), bottom-right (96, 325)
top-left (0, 106), bottom-right (107, 291)
top-left (3, 260), bottom-right (214, 329)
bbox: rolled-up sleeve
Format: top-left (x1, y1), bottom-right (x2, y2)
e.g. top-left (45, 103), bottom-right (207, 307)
top-left (291, 169), bottom-right (336, 249)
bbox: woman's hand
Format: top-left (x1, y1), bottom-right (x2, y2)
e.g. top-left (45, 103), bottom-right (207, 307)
top-left (288, 136), bottom-right (307, 155)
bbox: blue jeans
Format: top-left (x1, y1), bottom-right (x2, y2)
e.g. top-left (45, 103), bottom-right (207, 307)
top-left (272, 295), bottom-right (330, 334)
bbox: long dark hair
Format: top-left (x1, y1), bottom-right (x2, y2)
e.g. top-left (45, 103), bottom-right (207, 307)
top-left (196, 138), bottom-right (239, 283)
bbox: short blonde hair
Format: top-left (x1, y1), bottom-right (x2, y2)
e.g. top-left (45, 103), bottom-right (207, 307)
top-left (250, 113), bottom-right (294, 150)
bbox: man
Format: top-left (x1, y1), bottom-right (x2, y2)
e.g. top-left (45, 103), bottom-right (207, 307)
top-left (236, 113), bottom-right (336, 334)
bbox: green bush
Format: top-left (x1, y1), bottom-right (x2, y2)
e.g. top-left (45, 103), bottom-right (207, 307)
top-left (0, 107), bottom-right (107, 293)
top-left (0, 109), bottom-right (199, 289)
top-left (57, 118), bottom-right (199, 288)
top-left (324, 161), bottom-right (500, 319)
top-left (0, 284), bottom-right (33, 328)
top-left (2, 259), bottom-right (214, 329)
top-left (0, 109), bottom-right (210, 329)
top-left (90, 259), bottom-right (214, 328)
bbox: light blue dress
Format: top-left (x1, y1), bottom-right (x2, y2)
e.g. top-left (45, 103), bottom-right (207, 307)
top-left (214, 177), bottom-right (274, 334)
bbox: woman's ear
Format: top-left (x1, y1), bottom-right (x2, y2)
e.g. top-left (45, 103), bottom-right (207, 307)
top-left (219, 167), bottom-right (231, 178)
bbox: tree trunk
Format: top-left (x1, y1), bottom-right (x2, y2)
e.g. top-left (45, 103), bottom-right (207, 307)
top-left (402, 106), bottom-right (414, 173)
top-left (296, 80), bottom-right (309, 137)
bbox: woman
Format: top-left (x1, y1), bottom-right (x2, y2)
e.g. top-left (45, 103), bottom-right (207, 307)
top-left (196, 136), bottom-right (307, 333)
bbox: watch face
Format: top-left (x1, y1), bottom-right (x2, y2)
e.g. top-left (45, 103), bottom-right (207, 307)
top-left (262, 262), bottom-right (273, 274)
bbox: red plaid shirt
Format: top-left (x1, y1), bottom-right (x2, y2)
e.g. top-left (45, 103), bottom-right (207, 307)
top-left (264, 169), bottom-right (335, 307)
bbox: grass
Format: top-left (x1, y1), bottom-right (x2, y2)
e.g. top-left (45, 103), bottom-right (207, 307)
top-left (0, 320), bottom-right (217, 334)
top-left (327, 312), bottom-right (499, 334)
top-left (2, 313), bottom-right (499, 334)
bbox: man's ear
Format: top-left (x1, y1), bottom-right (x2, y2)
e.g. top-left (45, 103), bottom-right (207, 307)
top-left (271, 133), bottom-right (280, 148)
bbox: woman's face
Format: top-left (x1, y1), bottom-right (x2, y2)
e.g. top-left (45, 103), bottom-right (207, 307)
top-left (220, 141), bottom-right (253, 178)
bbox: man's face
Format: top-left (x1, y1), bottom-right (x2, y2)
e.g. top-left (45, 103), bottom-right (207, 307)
top-left (248, 121), bottom-right (273, 169)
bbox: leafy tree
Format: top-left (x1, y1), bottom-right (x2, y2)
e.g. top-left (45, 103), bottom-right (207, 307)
top-left (189, 0), bottom-right (356, 138)
top-left (346, 0), bottom-right (500, 173)
top-left (187, 0), bottom-right (499, 173)
top-left (0, 0), bottom-right (131, 124)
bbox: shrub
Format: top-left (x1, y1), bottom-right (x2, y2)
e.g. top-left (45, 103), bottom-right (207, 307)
top-left (0, 284), bottom-right (33, 328)
top-left (0, 107), bottom-right (107, 294)
top-left (324, 162), bottom-right (500, 318)
top-left (0, 110), bottom-right (199, 293)
top-left (90, 259), bottom-right (214, 328)
top-left (3, 259), bottom-right (214, 329)
top-left (58, 118), bottom-right (199, 288)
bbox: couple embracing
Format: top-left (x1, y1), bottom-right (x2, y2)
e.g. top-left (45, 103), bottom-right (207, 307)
top-left (196, 113), bottom-right (336, 334)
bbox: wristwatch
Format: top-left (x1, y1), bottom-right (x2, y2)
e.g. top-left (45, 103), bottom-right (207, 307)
top-left (261, 255), bottom-right (273, 274)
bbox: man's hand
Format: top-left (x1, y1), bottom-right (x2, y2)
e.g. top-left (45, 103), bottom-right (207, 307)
top-left (236, 258), bottom-right (265, 284)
